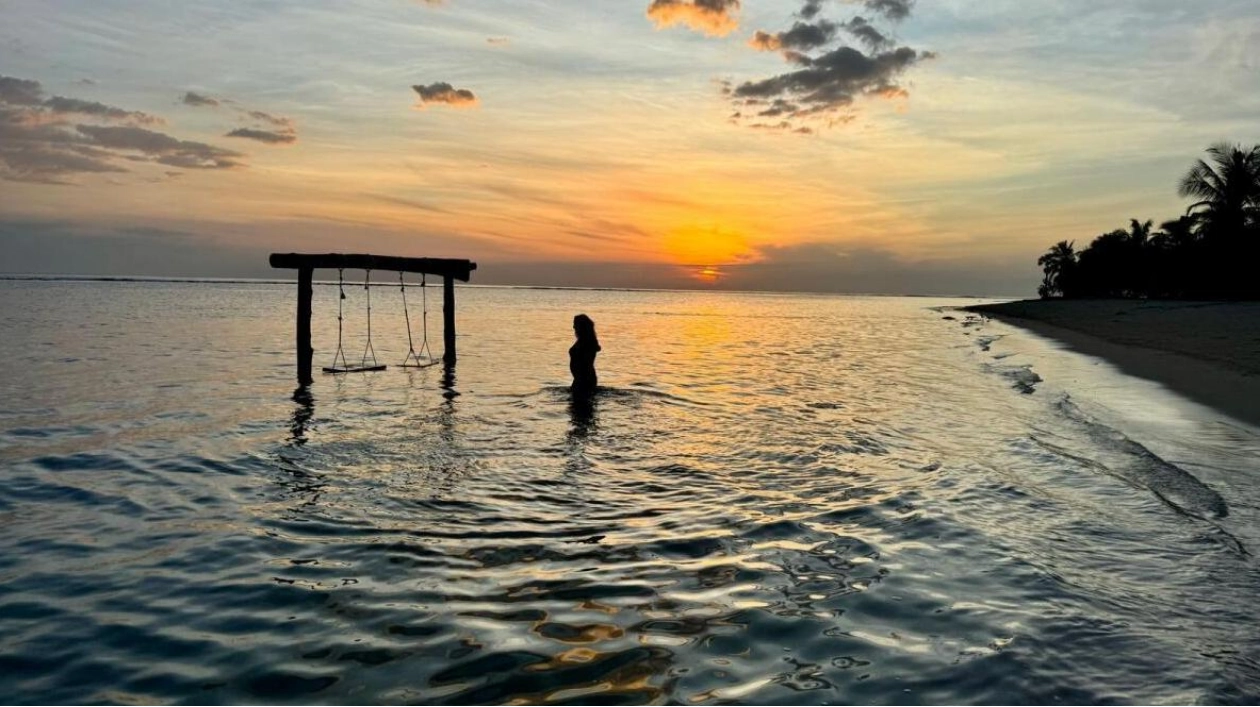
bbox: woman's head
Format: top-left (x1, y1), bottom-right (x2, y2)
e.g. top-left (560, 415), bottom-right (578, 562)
top-left (573, 313), bottom-right (596, 340)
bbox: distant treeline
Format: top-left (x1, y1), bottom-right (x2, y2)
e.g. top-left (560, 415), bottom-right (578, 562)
top-left (1038, 143), bottom-right (1260, 300)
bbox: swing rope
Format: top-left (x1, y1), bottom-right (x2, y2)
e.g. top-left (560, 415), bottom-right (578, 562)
top-left (327, 268), bottom-right (350, 371)
top-left (323, 268), bottom-right (386, 374)
top-left (400, 272), bottom-right (438, 367)
top-left (359, 269), bottom-right (381, 369)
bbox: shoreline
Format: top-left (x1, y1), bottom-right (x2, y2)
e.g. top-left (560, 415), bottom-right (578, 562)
top-left (964, 299), bottom-right (1260, 429)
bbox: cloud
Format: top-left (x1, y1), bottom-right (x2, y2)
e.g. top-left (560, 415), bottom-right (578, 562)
top-left (714, 242), bottom-right (1033, 295)
top-left (749, 20), bottom-right (839, 52)
top-left (42, 96), bottom-right (163, 126)
top-left (730, 0), bottom-right (931, 131)
top-left (0, 76), bottom-right (44, 105)
top-left (647, 0), bottom-right (740, 37)
top-left (861, 0), bottom-right (914, 22)
top-left (75, 124), bottom-right (243, 168)
top-left (842, 16), bottom-right (891, 49)
top-left (246, 109), bottom-right (294, 129)
top-left (0, 76), bottom-right (247, 182)
top-left (225, 127), bottom-right (296, 144)
top-left (181, 91), bottom-right (298, 142)
top-left (182, 91), bottom-right (220, 107)
top-left (730, 45), bottom-right (930, 121)
top-left (0, 143), bottom-right (126, 184)
top-left (412, 82), bottom-right (478, 108)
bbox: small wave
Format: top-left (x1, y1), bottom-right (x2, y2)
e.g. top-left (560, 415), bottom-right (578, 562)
top-left (1043, 397), bottom-right (1229, 520)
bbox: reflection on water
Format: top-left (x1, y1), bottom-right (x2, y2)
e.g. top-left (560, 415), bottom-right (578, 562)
top-left (1, 281), bottom-right (1259, 704)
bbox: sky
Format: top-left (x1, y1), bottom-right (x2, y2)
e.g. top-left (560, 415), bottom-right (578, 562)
top-left (1, 0), bottom-right (1258, 295)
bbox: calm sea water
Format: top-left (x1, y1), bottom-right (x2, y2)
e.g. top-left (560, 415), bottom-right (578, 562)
top-left (2, 279), bottom-right (1259, 705)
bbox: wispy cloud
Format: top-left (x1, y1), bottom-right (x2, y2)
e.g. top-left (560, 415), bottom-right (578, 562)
top-left (42, 96), bottom-right (164, 126)
top-left (647, 0), bottom-right (740, 37)
top-left (75, 125), bottom-right (242, 169)
top-left (247, 109), bottom-right (293, 129)
top-left (182, 91), bottom-right (220, 107)
top-left (412, 82), bottom-right (478, 108)
top-left (181, 91), bottom-right (297, 144)
top-left (225, 127), bottom-right (296, 144)
top-left (1, 75), bottom-right (243, 183)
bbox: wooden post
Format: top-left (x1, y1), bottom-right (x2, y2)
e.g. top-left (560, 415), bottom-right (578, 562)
top-left (297, 267), bottom-right (313, 385)
top-left (443, 275), bottom-right (456, 365)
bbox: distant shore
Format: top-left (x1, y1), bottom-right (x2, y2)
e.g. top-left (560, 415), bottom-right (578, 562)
top-left (965, 299), bottom-right (1260, 428)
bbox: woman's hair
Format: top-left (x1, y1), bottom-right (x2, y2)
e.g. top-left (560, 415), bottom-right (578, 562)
top-left (573, 314), bottom-right (600, 350)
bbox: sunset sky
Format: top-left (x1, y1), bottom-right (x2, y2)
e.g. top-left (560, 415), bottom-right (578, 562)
top-left (2, 0), bottom-right (1258, 294)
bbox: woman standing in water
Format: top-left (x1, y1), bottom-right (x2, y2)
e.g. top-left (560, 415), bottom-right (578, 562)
top-left (569, 314), bottom-right (600, 396)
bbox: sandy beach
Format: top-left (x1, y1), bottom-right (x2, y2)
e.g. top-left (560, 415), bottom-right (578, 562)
top-left (966, 299), bottom-right (1260, 428)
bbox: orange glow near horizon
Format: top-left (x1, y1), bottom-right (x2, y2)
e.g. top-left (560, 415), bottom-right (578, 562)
top-left (694, 266), bottom-right (722, 282)
top-left (662, 224), bottom-right (755, 268)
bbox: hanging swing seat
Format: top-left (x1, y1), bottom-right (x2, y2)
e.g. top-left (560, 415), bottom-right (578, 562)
top-left (324, 268), bottom-right (387, 374)
top-left (398, 272), bottom-right (440, 368)
top-left (323, 363), bottom-right (387, 374)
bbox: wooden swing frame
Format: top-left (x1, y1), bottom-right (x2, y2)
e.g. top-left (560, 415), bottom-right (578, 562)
top-left (270, 253), bottom-right (477, 385)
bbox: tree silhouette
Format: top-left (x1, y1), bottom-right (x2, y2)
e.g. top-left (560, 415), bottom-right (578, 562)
top-left (1036, 142), bottom-right (1260, 300)
top-left (1178, 142), bottom-right (1260, 242)
top-left (1037, 240), bottom-right (1076, 298)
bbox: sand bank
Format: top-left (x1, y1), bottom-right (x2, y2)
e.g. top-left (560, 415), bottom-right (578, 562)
top-left (965, 299), bottom-right (1260, 428)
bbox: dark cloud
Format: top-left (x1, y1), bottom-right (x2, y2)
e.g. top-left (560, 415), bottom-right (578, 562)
top-left (0, 76), bottom-right (247, 182)
top-left (0, 143), bottom-right (125, 184)
top-left (732, 0), bottom-right (931, 131)
top-left (75, 125), bottom-right (243, 168)
top-left (800, 0), bottom-right (823, 18)
top-left (715, 242), bottom-right (1034, 296)
top-left (647, 0), bottom-right (740, 36)
top-left (863, 0), bottom-right (914, 21)
top-left (42, 96), bottom-right (163, 126)
top-left (749, 20), bottom-right (839, 52)
top-left (731, 45), bottom-right (929, 120)
top-left (246, 109), bottom-right (293, 129)
top-left (0, 219), bottom-right (275, 279)
top-left (182, 91), bottom-right (220, 107)
top-left (0, 76), bottom-right (43, 105)
top-left (842, 16), bottom-right (890, 50)
top-left (462, 245), bottom-right (1035, 295)
top-left (412, 82), bottom-right (478, 108)
top-left (225, 127), bottom-right (296, 144)
top-left (182, 92), bottom-right (298, 142)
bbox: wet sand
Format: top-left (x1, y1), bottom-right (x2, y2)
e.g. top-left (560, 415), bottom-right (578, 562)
top-left (965, 299), bottom-right (1260, 429)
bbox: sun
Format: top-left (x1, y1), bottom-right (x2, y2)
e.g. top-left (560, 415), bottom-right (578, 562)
top-left (695, 266), bottom-right (722, 282)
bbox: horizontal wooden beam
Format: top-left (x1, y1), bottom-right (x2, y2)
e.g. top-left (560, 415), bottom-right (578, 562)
top-left (269, 253), bottom-right (477, 281)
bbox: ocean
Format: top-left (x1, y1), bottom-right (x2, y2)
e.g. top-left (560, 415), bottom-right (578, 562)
top-left (1, 278), bottom-right (1258, 704)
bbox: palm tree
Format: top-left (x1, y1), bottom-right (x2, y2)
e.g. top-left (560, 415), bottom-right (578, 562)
top-left (1127, 218), bottom-right (1153, 247)
top-left (1155, 216), bottom-right (1196, 250)
top-left (1037, 240), bottom-right (1076, 298)
top-left (1178, 142), bottom-right (1260, 242)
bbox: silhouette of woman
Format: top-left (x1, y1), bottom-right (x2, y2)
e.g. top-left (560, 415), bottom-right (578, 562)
top-left (569, 314), bottom-right (600, 397)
